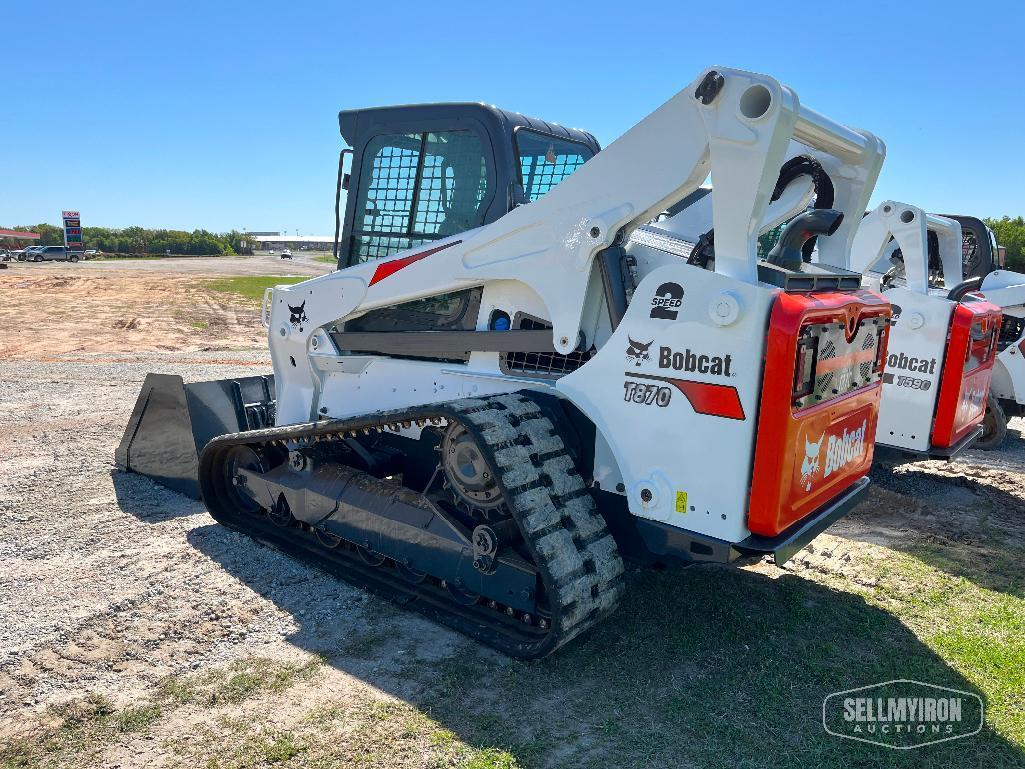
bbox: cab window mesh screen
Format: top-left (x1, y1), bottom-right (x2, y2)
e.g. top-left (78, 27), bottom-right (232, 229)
top-left (517, 130), bottom-right (593, 202)
top-left (350, 131), bottom-right (488, 263)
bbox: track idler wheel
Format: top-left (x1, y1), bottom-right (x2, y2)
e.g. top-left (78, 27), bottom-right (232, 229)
top-left (223, 445), bottom-right (269, 514)
top-left (441, 423), bottom-right (504, 510)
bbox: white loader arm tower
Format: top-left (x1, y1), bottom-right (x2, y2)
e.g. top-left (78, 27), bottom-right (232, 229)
top-left (851, 203), bottom-right (964, 293)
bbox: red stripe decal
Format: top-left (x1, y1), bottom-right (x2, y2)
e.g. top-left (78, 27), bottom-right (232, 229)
top-left (627, 372), bottom-right (745, 420)
top-left (368, 240), bottom-right (462, 286)
top-left (669, 379), bottom-right (746, 420)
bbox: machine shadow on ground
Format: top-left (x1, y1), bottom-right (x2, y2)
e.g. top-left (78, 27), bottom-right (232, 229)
top-left (111, 470), bottom-right (207, 522)
top-left (188, 523), bottom-right (1024, 768)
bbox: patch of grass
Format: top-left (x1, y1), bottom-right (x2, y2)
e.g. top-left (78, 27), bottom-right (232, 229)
top-left (258, 731), bottom-right (306, 763)
top-left (112, 703), bottom-right (163, 733)
top-left (313, 253), bottom-right (338, 265)
top-left (165, 699), bottom-right (470, 769)
top-left (157, 675), bottom-right (199, 705)
top-left (190, 320), bottom-right (209, 330)
top-left (159, 656), bottom-right (323, 707)
top-left (0, 694), bottom-right (164, 768)
top-left (461, 747), bottom-right (520, 769)
top-left (1, 657), bottom-right (324, 769)
top-left (204, 275), bottom-right (308, 304)
top-left (0, 737), bottom-right (37, 768)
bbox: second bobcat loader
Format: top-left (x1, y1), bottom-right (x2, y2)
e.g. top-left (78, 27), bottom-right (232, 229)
top-left (118, 67), bottom-right (893, 657)
top-left (646, 197), bottom-right (1004, 460)
top-left (849, 204), bottom-right (1002, 458)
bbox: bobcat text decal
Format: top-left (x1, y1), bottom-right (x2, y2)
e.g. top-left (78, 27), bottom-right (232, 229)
top-left (886, 352), bottom-right (937, 375)
top-left (955, 384), bottom-right (987, 425)
top-left (658, 346), bottom-right (733, 377)
top-left (824, 420), bottom-right (868, 478)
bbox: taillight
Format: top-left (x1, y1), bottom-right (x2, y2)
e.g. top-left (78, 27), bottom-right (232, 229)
top-left (873, 325), bottom-right (888, 373)
top-left (792, 335), bottom-right (818, 401)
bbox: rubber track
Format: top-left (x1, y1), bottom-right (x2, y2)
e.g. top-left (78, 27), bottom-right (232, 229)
top-left (199, 393), bottom-right (625, 658)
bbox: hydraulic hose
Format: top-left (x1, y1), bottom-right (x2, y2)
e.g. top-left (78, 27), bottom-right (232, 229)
top-left (766, 209), bottom-right (845, 271)
top-left (771, 156), bottom-right (836, 261)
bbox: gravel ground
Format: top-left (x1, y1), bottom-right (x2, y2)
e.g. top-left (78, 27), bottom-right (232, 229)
top-left (0, 352), bottom-right (454, 731)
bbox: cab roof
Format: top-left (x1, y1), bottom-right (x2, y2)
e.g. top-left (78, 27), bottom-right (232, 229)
top-left (338, 102), bottom-right (600, 152)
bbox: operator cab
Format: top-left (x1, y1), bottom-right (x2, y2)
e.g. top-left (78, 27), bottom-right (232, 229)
top-left (336, 104), bottom-right (600, 268)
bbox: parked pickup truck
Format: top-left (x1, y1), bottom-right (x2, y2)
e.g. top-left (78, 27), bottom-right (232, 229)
top-left (27, 246), bottom-right (84, 262)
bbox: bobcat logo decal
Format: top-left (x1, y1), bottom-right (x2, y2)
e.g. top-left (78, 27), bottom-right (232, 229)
top-left (626, 337), bottom-right (654, 367)
top-left (800, 435), bottom-right (823, 491)
top-left (288, 301), bottom-right (308, 330)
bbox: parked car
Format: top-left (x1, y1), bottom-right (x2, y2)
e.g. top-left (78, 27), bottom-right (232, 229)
top-left (32, 246), bottom-right (82, 262)
top-left (0, 249), bottom-right (12, 261)
top-left (19, 246), bottom-right (46, 261)
top-left (84, 249), bottom-right (100, 258)
top-left (280, 249), bottom-right (293, 259)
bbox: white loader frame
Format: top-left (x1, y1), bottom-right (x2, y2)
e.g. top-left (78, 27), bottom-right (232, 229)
top-left (262, 67), bottom-right (886, 545)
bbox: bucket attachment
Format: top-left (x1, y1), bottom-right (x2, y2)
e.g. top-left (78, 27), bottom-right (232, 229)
top-left (116, 373), bottom-right (275, 498)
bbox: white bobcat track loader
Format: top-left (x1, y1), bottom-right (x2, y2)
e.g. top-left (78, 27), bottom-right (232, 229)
top-left (848, 204), bottom-right (1002, 458)
top-left (118, 67), bottom-right (893, 658)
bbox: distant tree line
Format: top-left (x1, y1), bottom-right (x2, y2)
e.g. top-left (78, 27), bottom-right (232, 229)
top-left (984, 217), bottom-right (1025, 271)
top-left (4, 217), bottom-right (1024, 268)
top-left (3, 224), bottom-right (254, 255)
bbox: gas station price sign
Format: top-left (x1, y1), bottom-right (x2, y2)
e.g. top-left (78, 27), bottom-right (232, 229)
top-left (62, 210), bottom-right (84, 252)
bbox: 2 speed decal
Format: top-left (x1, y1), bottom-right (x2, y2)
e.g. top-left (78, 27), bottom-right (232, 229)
top-left (623, 380), bottom-right (672, 407)
top-left (649, 282), bottom-right (684, 320)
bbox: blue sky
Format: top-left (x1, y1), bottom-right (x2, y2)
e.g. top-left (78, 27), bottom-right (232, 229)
top-left (3, 0), bottom-right (1022, 233)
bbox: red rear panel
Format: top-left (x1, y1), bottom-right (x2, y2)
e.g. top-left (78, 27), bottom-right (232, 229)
top-left (930, 299), bottom-right (1002, 448)
top-left (748, 290), bottom-right (892, 537)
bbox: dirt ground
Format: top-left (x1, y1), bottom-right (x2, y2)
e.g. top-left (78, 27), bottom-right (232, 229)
top-left (1, 259), bottom-right (1023, 768)
top-left (0, 256), bottom-right (327, 360)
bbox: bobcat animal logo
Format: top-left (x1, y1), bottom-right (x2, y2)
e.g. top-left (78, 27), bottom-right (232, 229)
top-left (288, 301), bottom-right (308, 328)
top-left (626, 337), bottom-right (654, 366)
top-left (800, 434), bottom-right (823, 491)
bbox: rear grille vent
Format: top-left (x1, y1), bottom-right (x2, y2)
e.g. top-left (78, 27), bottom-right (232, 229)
top-left (794, 319), bottom-right (885, 410)
top-left (502, 315), bottom-right (595, 378)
